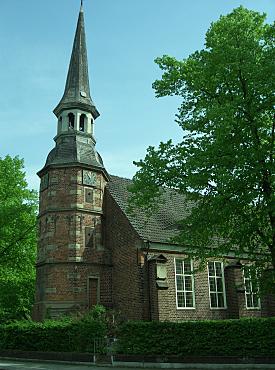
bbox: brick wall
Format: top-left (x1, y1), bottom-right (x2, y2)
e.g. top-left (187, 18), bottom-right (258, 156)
top-left (103, 190), bottom-right (145, 320)
top-left (33, 165), bottom-right (112, 320)
top-left (146, 252), bottom-right (275, 321)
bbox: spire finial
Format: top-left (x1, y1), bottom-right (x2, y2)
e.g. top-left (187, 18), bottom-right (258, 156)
top-left (80, 0), bottom-right (83, 11)
top-left (53, 0), bottom-right (100, 119)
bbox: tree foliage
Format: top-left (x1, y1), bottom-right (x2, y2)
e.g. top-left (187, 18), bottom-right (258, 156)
top-left (129, 7), bottom-right (275, 274)
top-left (0, 155), bottom-right (38, 322)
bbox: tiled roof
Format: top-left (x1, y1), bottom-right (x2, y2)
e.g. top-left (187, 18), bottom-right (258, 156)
top-left (107, 175), bottom-right (193, 244)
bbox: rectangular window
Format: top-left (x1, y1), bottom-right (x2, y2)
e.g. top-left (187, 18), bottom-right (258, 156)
top-left (243, 268), bottom-right (260, 309)
top-left (85, 188), bottom-right (93, 203)
top-left (40, 173), bottom-right (49, 191)
top-left (208, 261), bottom-right (227, 309)
top-left (85, 227), bottom-right (94, 247)
top-left (88, 277), bottom-right (99, 308)
top-left (175, 259), bottom-right (195, 309)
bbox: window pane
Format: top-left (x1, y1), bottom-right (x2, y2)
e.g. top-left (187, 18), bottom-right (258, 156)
top-left (208, 262), bottom-right (214, 276)
top-left (177, 292), bottom-right (184, 308)
top-left (215, 262), bottom-right (222, 277)
top-left (252, 294), bottom-right (259, 308)
top-left (184, 259), bottom-right (192, 274)
top-left (185, 276), bottom-right (192, 291)
top-left (176, 276), bottom-right (184, 291)
top-left (209, 277), bottom-right (216, 292)
top-left (244, 279), bottom-right (251, 292)
top-left (175, 260), bottom-right (183, 275)
top-left (217, 293), bottom-right (225, 308)
top-left (216, 277), bottom-right (223, 292)
top-left (246, 294), bottom-right (252, 308)
top-left (210, 293), bottom-right (217, 308)
top-left (185, 292), bottom-right (194, 307)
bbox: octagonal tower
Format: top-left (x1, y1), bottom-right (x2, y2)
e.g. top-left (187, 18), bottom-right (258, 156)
top-left (33, 4), bottom-right (111, 320)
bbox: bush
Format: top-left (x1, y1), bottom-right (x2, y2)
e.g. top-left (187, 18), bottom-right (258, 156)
top-left (0, 316), bottom-right (107, 353)
top-left (116, 318), bottom-right (275, 357)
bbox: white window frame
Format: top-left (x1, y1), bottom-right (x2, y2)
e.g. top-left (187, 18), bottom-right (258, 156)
top-left (243, 268), bottom-right (261, 310)
top-left (174, 258), bottom-right (195, 310)
top-left (207, 261), bottom-right (227, 310)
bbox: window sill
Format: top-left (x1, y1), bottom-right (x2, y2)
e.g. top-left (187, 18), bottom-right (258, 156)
top-left (209, 307), bottom-right (227, 310)
top-left (176, 307), bottom-right (196, 310)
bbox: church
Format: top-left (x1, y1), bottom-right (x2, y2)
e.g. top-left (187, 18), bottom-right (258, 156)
top-left (33, 4), bottom-right (274, 321)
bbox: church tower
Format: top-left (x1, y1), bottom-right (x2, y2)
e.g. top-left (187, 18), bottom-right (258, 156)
top-left (33, 4), bottom-right (111, 320)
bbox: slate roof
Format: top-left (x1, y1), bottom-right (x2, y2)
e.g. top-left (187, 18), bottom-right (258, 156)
top-left (44, 134), bottom-right (104, 169)
top-left (107, 175), bottom-right (193, 244)
top-left (53, 5), bottom-right (99, 119)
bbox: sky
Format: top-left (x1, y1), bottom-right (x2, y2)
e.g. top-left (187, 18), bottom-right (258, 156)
top-left (0, 0), bottom-right (274, 190)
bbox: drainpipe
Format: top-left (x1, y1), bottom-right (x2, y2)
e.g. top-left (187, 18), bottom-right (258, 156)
top-left (145, 240), bottom-right (152, 321)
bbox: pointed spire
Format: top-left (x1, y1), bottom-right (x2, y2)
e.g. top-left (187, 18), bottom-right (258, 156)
top-left (54, 4), bottom-right (99, 119)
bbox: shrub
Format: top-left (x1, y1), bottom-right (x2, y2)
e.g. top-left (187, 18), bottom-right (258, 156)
top-left (0, 316), bottom-right (107, 353)
top-left (116, 318), bottom-right (275, 357)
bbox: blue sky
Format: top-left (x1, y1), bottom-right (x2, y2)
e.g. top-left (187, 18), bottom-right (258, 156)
top-left (0, 0), bottom-right (274, 190)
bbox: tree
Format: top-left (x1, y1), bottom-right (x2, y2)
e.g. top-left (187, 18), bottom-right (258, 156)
top-left (0, 155), bottom-right (38, 321)
top-left (129, 7), bottom-right (275, 277)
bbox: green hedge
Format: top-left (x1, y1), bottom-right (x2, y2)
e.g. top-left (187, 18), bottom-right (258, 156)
top-left (0, 318), bottom-right (106, 353)
top-left (1, 317), bottom-right (274, 357)
top-left (116, 318), bottom-right (275, 357)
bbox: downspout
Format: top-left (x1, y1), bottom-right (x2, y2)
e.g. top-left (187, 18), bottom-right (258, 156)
top-left (145, 239), bottom-right (152, 321)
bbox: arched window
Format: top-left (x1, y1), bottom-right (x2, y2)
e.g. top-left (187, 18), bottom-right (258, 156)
top-left (80, 114), bottom-right (86, 132)
top-left (68, 113), bottom-right (75, 129)
top-left (90, 118), bottom-right (94, 134)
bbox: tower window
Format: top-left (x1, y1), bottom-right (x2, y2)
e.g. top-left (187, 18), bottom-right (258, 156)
top-left (68, 113), bottom-right (75, 129)
top-left (85, 188), bottom-right (93, 203)
top-left (85, 226), bottom-right (94, 247)
top-left (80, 114), bottom-right (86, 132)
top-left (58, 116), bottom-right (62, 132)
